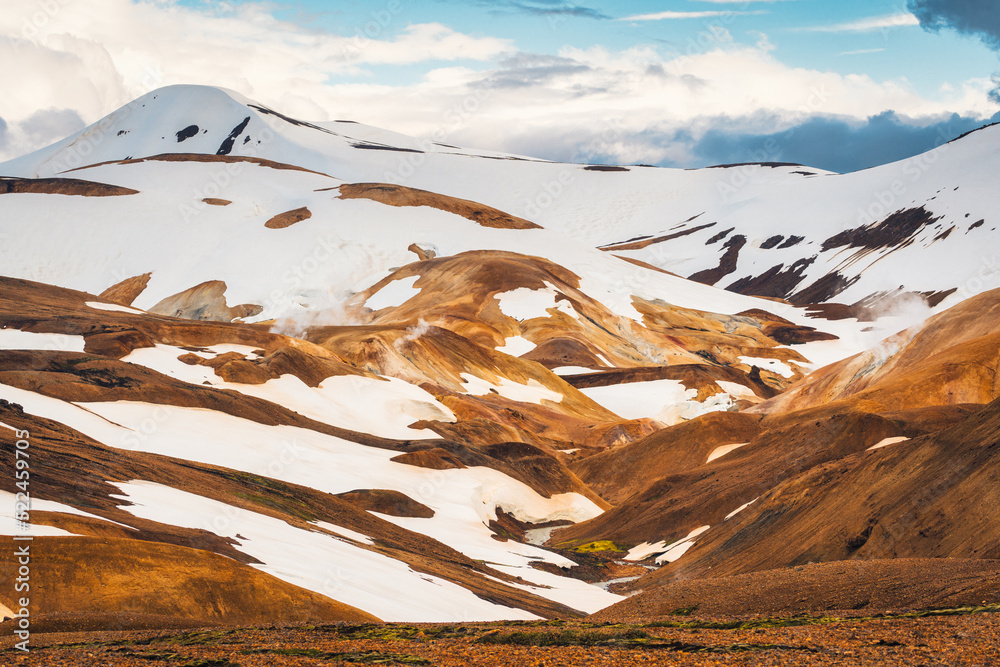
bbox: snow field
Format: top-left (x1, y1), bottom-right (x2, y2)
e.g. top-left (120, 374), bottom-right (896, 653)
top-left (0, 380), bottom-right (615, 618)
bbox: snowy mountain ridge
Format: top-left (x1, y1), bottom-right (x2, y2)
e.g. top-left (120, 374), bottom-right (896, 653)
top-left (5, 84), bottom-right (998, 318)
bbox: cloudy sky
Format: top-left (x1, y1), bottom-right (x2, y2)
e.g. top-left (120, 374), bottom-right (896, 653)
top-left (2, 0), bottom-right (999, 172)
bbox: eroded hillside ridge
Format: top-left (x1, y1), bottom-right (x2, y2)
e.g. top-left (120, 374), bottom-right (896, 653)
top-left (1, 85), bottom-right (998, 629)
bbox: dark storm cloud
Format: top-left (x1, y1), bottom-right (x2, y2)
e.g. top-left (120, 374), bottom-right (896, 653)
top-left (908, 0), bottom-right (1000, 102)
top-left (907, 0), bottom-right (1000, 49)
top-left (686, 111), bottom-right (1000, 173)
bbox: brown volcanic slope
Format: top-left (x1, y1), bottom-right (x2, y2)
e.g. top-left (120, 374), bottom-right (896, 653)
top-left (551, 291), bottom-right (1000, 576)
top-left (336, 182), bottom-right (542, 230)
top-left (148, 279), bottom-right (264, 321)
top-left (0, 176), bottom-right (138, 197)
top-left (554, 290), bottom-right (1000, 550)
top-left (0, 371), bottom-right (586, 625)
top-left (753, 287), bottom-right (1000, 415)
top-left (0, 536), bottom-right (379, 630)
top-left (301, 249), bottom-right (836, 455)
top-left (0, 277), bottom-right (625, 623)
top-left (99, 272), bottom-right (152, 306)
top-left (6, 251), bottom-right (992, 627)
top-left (622, 392), bottom-right (1000, 598)
top-left (593, 558), bottom-right (1000, 620)
top-left (308, 320), bottom-right (653, 458)
top-left (0, 275), bottom-right (349, 366)
top-left (552, 408), bottom-right (918, 549)
top-left (0, 276), bottom-right (612, 503)
top-left (335, 251), bottom-right (820, 423)
top-left (569, 411), bottom-right (765, 505)
top-left (351, 250), bottom-right (817, 385)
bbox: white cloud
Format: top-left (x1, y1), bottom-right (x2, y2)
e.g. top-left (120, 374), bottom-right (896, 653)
top-left (307, 40), bottom-right (990, 170)
top-left (433, 41), bottom-right (993, 166)
top-left (798, 13), bottom-right (920, 33)
top-left (0, 0), bottom-right (512, 158)
top-left (617, 10), bottom-right (766, 21)
top-left (840, 48), bottom-right (888, 56)
top-left (0, 0), bottom-right (992, 168)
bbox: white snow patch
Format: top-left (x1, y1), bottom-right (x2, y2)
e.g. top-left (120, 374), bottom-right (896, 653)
top-left (193, 344), bottom-right (263, 359)
top-left (715, 381), bottom-right (758, 400)
top-left (523, 525), bottom-right (559, 546)
top-left (725, 497), bottom-right (759, 520)
top-left (0, 382), bottom-right (139, 450)
top-left (111, 480), bottom-right (537, 622)
top-left (366, 275), bottom-right (421, 311)
top-left (789, 315), bottom-right (924, 373)
top-left (497, 335), bottom-right (536, 357)
top-left (867, 436), bottom-right (910, 451)
top-left (0, 518), bottom-right (77, 537)
top-left (0, 384), bottom-right (606, 617)
top-left (739, 356), bottom-right (794, 378)
top-left (86, 301), bottom-right (144, 314)
top-left (580, 379), bottom-right (738, 424)
top-left (577, 279), bottom-right (646, 322)
top-left (625, 540), bottom-right (670, 562)
top-left (655, 526), bottom-right (711, 565)
top-left (0, 491), bottom-right (83, 537)
top-left (626, 526), bottom-right (711, 564)
top-left (580, 379), bottom-right (695, 421)
top-left (311, 520), bottom-right (375, 545)
top-left (376, 485), bottom-right (601, 557)
top-left (495, 283), bottom-right (578, 322)
top-left (459, 373), bottom-right (563, 404)
top-left (488, 563), bottom-right (623, 614)
top-left (24, 493), bottom-right (137, 530)
top-left (0, 328), bottom-right (85, 352)
top-left (706, 442), bottom-right (749, 464)
top-left (552, 366), bottom-right (596, 375)
top-left (666, 390), bottom-right (737, 424)
top-left (311, 374), bottom-right (457, 436)
top-left (121, 344), bottom-right (455, 439)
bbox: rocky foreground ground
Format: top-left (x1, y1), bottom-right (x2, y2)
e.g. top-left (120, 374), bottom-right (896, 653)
top-left (2, 605), bottom-right (999, 666)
